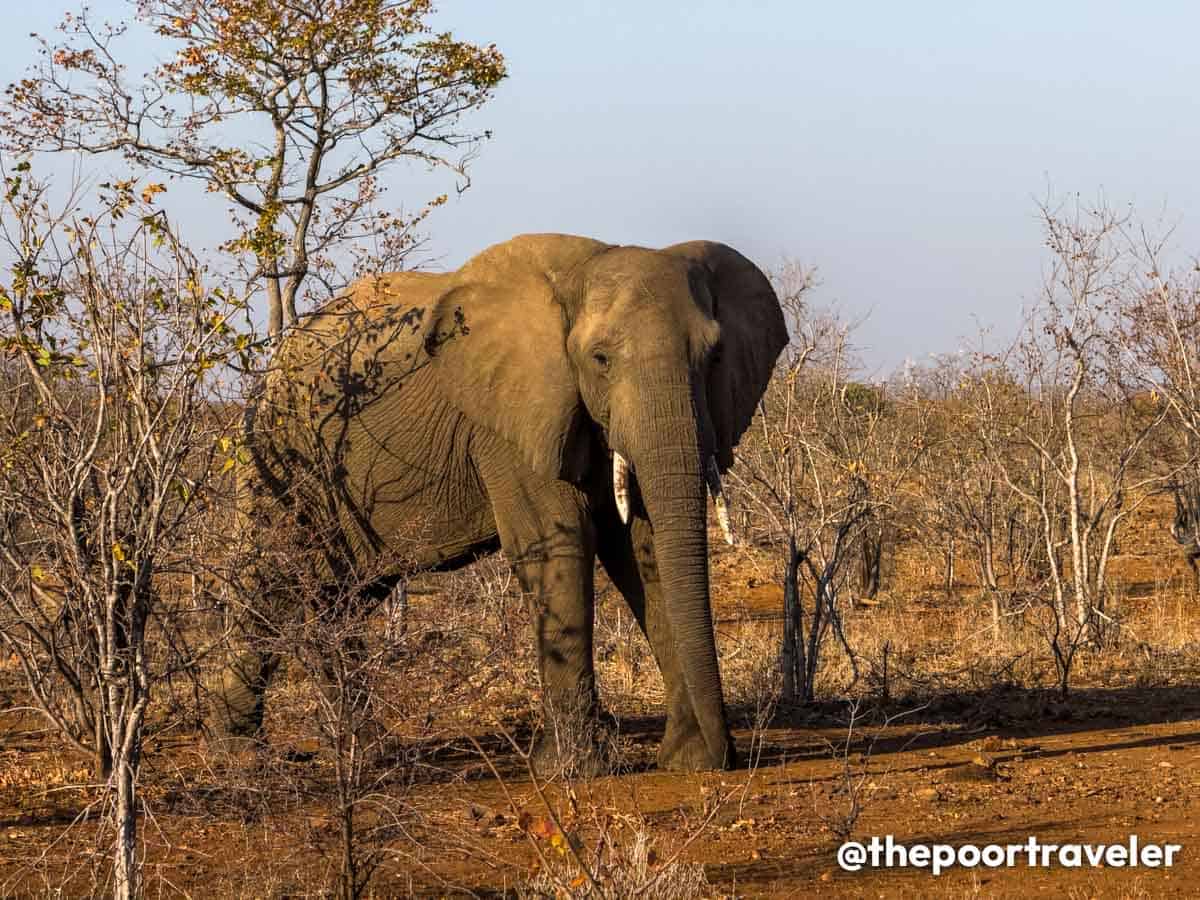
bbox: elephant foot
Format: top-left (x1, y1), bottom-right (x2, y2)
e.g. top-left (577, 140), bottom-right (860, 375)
top-left (200, 700), bottom-right (267, 759)
top-left (200, 693), bottom-right (268, 762)
top-left (202, 698), bottom-right (265, 746)
top-left (657, 719), bottom-right (738, 773)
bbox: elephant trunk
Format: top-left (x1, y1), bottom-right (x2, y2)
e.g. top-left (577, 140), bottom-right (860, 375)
top-left (628, 376), bottom-right (734, 769)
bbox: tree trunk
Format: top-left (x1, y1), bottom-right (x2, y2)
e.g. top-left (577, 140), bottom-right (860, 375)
top-left (859, 521), bottom-right (882, 600)
top-left (339, 793), bottom-right (357, 900)
top-left (113, 753), bottom-right (138, 900)
top-left (94, 702), bottom-right (113, 778)
top-left (804, 570), bottom-right (834, 704)
top-left (780, 540), bottom-right (805, 704)
top-left (979, 531), bottom-right (1001, 640)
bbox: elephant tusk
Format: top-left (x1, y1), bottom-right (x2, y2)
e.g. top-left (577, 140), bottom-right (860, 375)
top-left (705, 455), bottom-right (735, 546)
top-left (613, 451), bottom-right (632, 524)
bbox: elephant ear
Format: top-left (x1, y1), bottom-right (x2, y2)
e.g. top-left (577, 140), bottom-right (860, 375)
top-left (665, 241), bottom-right (788, 471)
top-left (428, 234), bottom-right (610, 482)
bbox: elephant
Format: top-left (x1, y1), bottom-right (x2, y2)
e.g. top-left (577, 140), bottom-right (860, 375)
top-left (206, 233), bottom-right (787, 773)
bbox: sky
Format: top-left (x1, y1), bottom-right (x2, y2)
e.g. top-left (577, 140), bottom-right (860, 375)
top-left (3, 1), bottom-right (1199, 374)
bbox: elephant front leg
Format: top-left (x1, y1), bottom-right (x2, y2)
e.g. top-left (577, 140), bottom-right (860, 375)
top-left (596, 514), bottom-right (728, 772)
top-left (514, 550), bottom-right (611, 775)
top-left (480, 451), bottom-right (610, 776)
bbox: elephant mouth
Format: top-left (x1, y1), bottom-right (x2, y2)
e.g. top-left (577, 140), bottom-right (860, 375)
top-left (611, 450), bottom-right (734, 545)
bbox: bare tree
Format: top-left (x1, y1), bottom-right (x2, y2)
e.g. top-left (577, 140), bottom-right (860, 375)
top-left (283, 565), bottom-right (410, 900)
top-left (0, 165), bottom-right (251, 899)
top-left (731, 266), bottom-right (928, 703)
top-left (974, 198), bottom-right (1167, 641)
top-left (1122, 224), bottom-right (1200, 591)
top-left (913, 356), bottom-right (1045, 635)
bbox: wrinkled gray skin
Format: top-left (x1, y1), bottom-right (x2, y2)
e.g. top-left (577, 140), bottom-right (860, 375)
top-left (208, 234), bottom-right (787, 772)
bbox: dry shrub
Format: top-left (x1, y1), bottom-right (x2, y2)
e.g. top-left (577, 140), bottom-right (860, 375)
top-left (592, 589), bottom-right (662, 718)
top-left (523, 821), bottom-right (712, 899)
top-left (718, 621), bottom-right (782, 729)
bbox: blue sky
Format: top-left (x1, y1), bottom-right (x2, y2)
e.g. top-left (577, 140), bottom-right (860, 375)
top-left (4, 2), bottom-right (1199, 372)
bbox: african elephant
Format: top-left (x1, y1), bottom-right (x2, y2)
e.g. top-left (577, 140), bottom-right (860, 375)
top-left (207, 233), bottom-right (787, 772)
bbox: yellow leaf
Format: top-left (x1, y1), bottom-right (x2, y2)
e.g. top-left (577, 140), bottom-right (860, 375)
top-left (31, 565), bottom-right (45, 582)
top-left (112, 543), bottom-right (126, 562)
top-left (219, 457), bottom-right (236, 475)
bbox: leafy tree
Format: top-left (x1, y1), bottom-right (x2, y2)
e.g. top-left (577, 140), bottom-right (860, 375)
top-left (4, 0), bottom-right (506, 334)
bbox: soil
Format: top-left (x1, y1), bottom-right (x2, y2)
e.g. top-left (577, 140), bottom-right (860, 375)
top-left (2, 498), bottom-right (1199, 898)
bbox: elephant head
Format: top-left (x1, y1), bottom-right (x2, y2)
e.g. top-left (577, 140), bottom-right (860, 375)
top-left (426, 234), bottom-right (788, 768)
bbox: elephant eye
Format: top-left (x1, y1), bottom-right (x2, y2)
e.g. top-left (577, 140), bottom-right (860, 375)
top-left (592, 350), bottom-right (610, 370)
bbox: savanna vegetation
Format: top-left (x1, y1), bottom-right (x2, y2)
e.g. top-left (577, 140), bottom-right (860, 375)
top-left (2, 3), bottom-right (1200, 899)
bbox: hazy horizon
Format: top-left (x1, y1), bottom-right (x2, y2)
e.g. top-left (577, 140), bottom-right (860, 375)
top-left (4, 1), bottom-right (1198, 375)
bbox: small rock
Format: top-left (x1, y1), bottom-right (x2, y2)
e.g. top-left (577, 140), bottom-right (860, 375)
top-left (947, 763), bottom-right (1002, 783)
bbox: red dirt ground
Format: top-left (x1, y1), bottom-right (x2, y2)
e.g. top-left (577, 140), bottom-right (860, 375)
top-left (3, 500), bottom-right (1199, 898)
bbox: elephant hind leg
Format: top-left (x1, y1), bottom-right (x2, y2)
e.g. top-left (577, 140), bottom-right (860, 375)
top-left (202, 576), bottom-right (293, 743)
top-left (205, 648), bottom-right (281, 742)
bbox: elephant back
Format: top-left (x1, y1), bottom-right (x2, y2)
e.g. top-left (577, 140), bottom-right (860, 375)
top-left (459, 233), bottom-right (608, 293)
top-left (242, 269), bottom-right (476, 580)
top-left (260, 270), bottom-right (453, 423)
